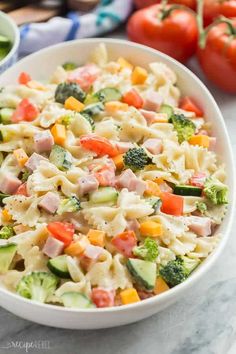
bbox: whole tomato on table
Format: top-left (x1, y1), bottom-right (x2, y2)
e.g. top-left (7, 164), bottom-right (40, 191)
top-left (197, 18), bottom-right (236, 93)
top-left (127, 4), bottom-right (198, 62)
top-left (134, 0), bottom-right (196, 10)
top-left (203, 0), bottom-right (236, 26)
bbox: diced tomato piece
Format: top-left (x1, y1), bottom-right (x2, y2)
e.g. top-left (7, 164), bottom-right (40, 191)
top-left (94, 165), bottom-right (116, 187)
top-left (122, 89), bottom-right (144, 109)
top-left (80, 135), bottom-right (119, 157)
top-left (18, 72), bottom-right (32, 85)
top-left (67, 64), bottom-right (100, 91)
top-left (189, 172), bottom-right (206, 188)
top-left (91, 288), bottom-right (115, 308)
top-left (11, 98), bottom-right (39, 123)
top-left (160, 192), bottom-right (184, 216)
top-left (47, 222), bottom-right (74, 247)
top-left (15, 183), bottom-right (28, 196)
top-left (180, 97), bottom-right (203, 117)
top-left (111, 230), bottom-right (137, 258)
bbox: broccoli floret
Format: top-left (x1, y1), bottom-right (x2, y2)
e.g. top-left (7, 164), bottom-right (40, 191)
top-left (0, 226), bottom-right (15, 239)
top-left (55, 82), bottom-right (86, 104)
top-left (123, 147), bottom-right (151, 171)
top-left (62, 62), bottom-right (77, 71)
top-left (16, 271), bottom-right (58, 303)
top-left (21, 169), bottom-right (31, 182)
top-left (57, 196), bottom-right (81, 215)
top-left (133, 238), bottom-right (159, 262)
top-left (203, 177), bottom-right (228, 205)
top-left (159, 256), bottom-right (200, 287)
top-left (169, 114), bottom-right (196, 143)
top-left (196, 201), bottom-right (207, 214)
top-left (80, 112), bottom-right (95, 131)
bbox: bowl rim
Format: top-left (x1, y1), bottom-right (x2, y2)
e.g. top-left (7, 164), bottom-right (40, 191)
top-left (0, 37), bottom-right (235, 315)
top-left (0, 11), bottom-right (20, 67)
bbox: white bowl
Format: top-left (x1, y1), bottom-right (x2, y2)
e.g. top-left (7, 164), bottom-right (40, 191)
top-left (0, 11), bottom-right (20, 73)
top-left (0, 39), bottom-right (235, 329)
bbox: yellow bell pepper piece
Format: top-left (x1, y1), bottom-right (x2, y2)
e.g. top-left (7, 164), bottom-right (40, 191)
top-left (154, 277), bottom-right (170, 295)
top-left (117, 57), bottom-right (133, 71)
top-left (2, 208), bottom-right (12, 222)
top-left (120, 288), bottom-right (141, 305)
top-left (188, 135), bottom-right (210, 148)
top-left (140, 221), bottom-right (163, 237)
top-left (144, 180), bottom-right (161, 197)
top-left (105, 101), bottom-right (128, 114)
top-left (64, 96), bottom-right (85, 112)
top-left (64, 241), bottom-right (85, 256)
top-left (112, 154), bottom-right (124, 170)
top-left (51, 124), bottom-right (66, 145)
top-left (13, 148), bottom-right (28, 168)
top-left (131, 66), bottom-right (148, 85)
top-left (87, 229), bottom-right (105, 247)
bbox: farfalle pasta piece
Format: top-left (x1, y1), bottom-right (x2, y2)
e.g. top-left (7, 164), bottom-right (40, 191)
top-left (188, 234), bottom-right (220, 258)
top-left (4, 195), bottom-right (41, 227)
top-left (35, 102), bottom-right (71, 128)
top-left (182, 142), bottom-right (217, 174)
top-left (156, 246), bottom-right (176, 266)
top-left (112, 254), bottom-right (132, 289)
top-left (86, 249), bottom-right (113, 288)
top-left (117, 188), bottom-right (154, 219)
top-left (168, 231), bottom-right (197, 256)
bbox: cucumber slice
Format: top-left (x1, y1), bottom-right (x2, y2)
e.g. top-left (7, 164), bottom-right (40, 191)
top-left (160, 104), bottom-right (174, 119)
top-left (49, 145), bottom-right (72, 171)
top-left (0, 243), bottom-right (17, 274)
top-left (47, 255), bottom-right (70, 278)
top-left (89, 187), bottom-right (118, 204)
top-left (82, 102), bottom-right (104, 116)
top-left (0, 108), bottom-right (14, 124)
top-left (174, 185), bottom-right (202, 197)
top-left (127, 258), bottom-right (157, 291)
top-left (0, 35), bottom-right (11, 49)
top-left (94, 88), bottom-right (122, 103)
top-left (0, 193), bottom-right (9, 206)
top-left (61, 292), bottom-right (95, 309)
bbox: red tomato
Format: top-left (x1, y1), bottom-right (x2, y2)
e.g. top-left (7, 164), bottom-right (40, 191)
top-left (160, 192), bottom-right (184, 216)
top-left (94, 165), bottom-right (116, 187)
top-left (111, 231), bottom-right (137, 258)
top-left (127, 4), bottom-right (198, 62)
top-left (67, 64), bottom-right (100, 91)
top-left (204, 0), bottom-right (236, 26)
top-left (47, 222), bottom-right (74, 247)
top-left (80, 135), bottom-right (119, 157)
top-left (180, 96), bottom-right (204, 117)
top-left (197, 19), bottom-right (236, 93)
top-left (122, 89), bottom-right (144, 109)
top-left (11, 98), bottom-right (39, 123)
top-left (134, 0), bottom-right (196, 10)
top-left (189, 172), bottom-right (206, 188)
top-left (91, 288), bottom-right (115, 308)
top-left (15, 183), bottom-right (28, 197)
top-left (18, 72), bottom-right (31, 85)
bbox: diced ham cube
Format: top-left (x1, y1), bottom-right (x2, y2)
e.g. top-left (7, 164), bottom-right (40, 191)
top-left (143, 91), bottom-right (163, 111)
top-left (42, 236), bottom-right (64, 258)
top-left (190, 172), bottom-right (206, 188)
top-left (67, 64), bottom-right (100, 91)
top-left (139, 109), bottom-right (157, 124)
top-left (91, 288), bottom-right (115, 308)
top-left (78, 175), bottom-right (99, 196)
top-left (187, 216), bottom-right (212, 237)
top-left (25, 153), bottom-right (48, 172)
top-left (84, 244), bottom-right (104, 259)
top-left (38, 192), bottom-right (60, 214)
top-left (142, 138), bottom-right (163, 155)
top-left (94, 165), bottom-right (116, 187)
top-left (126, 219), bottom-right (140, 233)
top-left (115, 142), bottom-right (134, 154)
top-left (116, 169), bottom-right (146, 196)
top-left (0, 172), bottom-right (22, 194)
top-left (34, 130), bottom-right (54, 153)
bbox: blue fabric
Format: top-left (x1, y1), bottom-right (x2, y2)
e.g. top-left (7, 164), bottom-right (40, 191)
top-left (96, 11), bottom-right (121, 26)
top-left (65, 12), bottom-right (80, 41)
top-left (20, 24), bottom-right (30, 40)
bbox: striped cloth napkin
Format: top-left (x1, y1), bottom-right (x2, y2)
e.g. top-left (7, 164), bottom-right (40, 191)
top-left (19, 0), bottom-right (133, 55)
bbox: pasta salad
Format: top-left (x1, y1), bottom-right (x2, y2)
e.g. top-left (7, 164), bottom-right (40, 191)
top-left (0, 44), bottom-right (228, 309)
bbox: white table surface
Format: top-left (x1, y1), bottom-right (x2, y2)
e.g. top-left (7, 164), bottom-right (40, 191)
top-left (0, 28), bottom-right (235, 354)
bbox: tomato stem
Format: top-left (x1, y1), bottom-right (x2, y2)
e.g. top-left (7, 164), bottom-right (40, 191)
top-left (197, 0), bottom-right (206, 49)
top-left (216, 16), bottom-right (236, 36)
top-left (160, 5), bottom-right (180, 20)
